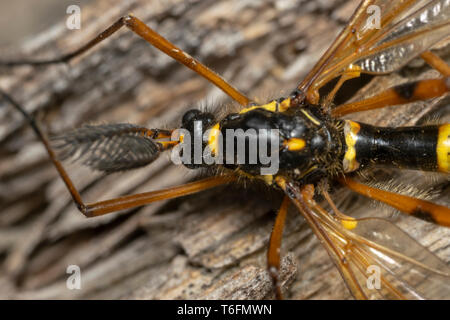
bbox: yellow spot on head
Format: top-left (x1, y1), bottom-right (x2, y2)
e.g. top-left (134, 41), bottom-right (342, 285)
top-left (208, 123), bottom-right (221, 155)
top-left (284, 138), bottom-right (306, 151)
top-left (159, 140), bottom-right (179, 150)
top-left (437, 124), bottom-right (450, 173)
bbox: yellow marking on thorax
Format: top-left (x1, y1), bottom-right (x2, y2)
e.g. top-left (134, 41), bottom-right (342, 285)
top-left (343, 120), bottom-right (361, 172)
top-left (262, 174), bottom-right (273, 185)
top-left (284, 138), bottom-right (306, 151)
top-left (239, 98), bottom-right (291, 114)
top-left (437, 124), bottom-right (450, 173)
top-left (279, 98), bottom-right (291, 111)
top-left (208, 123), bottom-right (221, 155)
top-left (208, 98), bottom-right (292, 164)
top-left (274, 176), bottom-right (286, 190)
top-left (295, 166), bottom-right (317, 180)
top-left (300, 109), bottom-right (321, 126)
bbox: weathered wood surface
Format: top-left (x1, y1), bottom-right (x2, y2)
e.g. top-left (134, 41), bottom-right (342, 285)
top-left (0, 0), bottom-right (448, 299)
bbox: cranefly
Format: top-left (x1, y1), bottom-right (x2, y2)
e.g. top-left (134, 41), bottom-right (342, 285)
top-left (1, 0), bottom-right (450, 299)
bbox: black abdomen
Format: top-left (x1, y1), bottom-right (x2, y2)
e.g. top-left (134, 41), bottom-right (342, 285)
top-left (344, 121), bottom-right (447, 172)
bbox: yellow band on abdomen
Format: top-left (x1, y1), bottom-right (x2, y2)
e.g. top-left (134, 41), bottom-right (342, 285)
top-left (437, 124), bottom-right (450, 173)
top-left (343, 120), bottom-right (361, 172)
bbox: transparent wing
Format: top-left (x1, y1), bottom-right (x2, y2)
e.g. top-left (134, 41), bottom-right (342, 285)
top-left (287, 182), bottom-right (450, 299)
top-left (347, 218), bottom-right (450, 299)
top-left (353, 0), bottom-right (450, 74)
top-left (297, 0), bottom-right (450, 104)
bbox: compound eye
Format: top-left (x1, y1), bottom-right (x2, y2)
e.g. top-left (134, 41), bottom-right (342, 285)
top-left (182, 109), bottom-right (202, 127)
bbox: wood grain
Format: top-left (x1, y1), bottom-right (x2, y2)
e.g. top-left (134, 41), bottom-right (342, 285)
top-left (0, 0), bottom-right (448, 299)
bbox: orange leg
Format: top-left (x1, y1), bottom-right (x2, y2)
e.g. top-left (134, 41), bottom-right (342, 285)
top-left (274, 177), bottom-right (368, 299)
top-left (267, 195), bottom-right (290, 300)
top-left (85, 176), bottom-right (234, 217)
top-left (332, 77), bottom-right (450, 117)
top-left (339, 177), bottom-right (450, 227)
top-left (421, 51), bottom-right (450, 77)
top-left (1, 89), bottom-right (235, 217)
top-left (321, 186), bottom-right (355, 226)
top-left (0, 15), bottom-right (250, 106)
